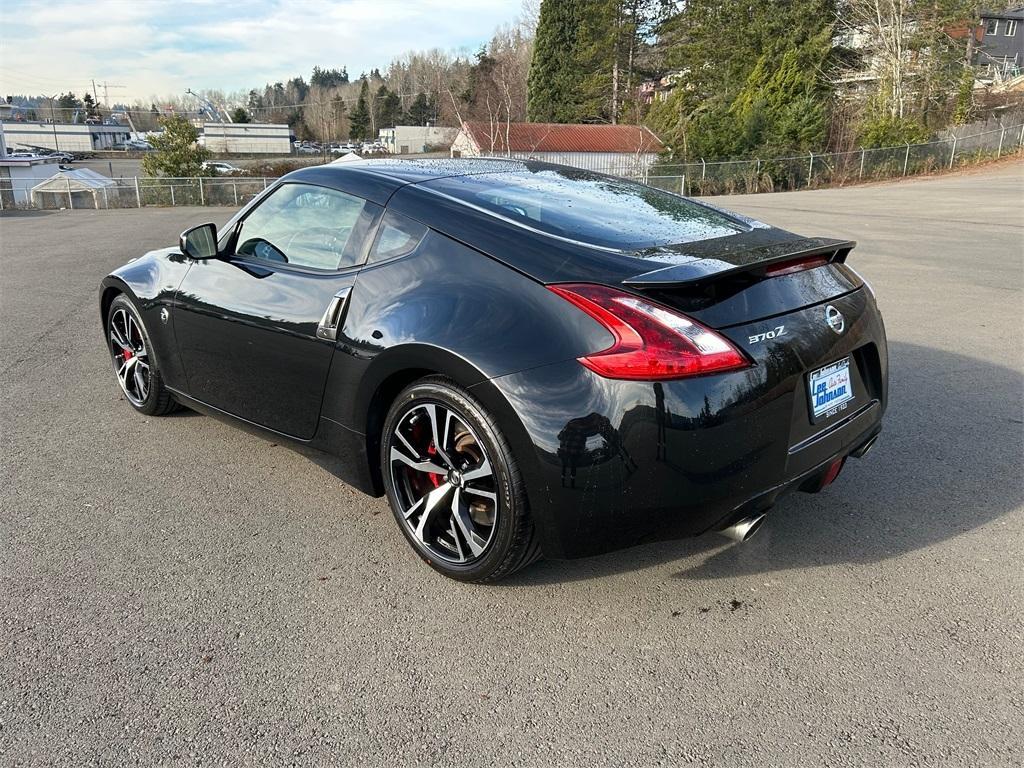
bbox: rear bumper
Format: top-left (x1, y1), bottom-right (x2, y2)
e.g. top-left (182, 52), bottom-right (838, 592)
top-left (474, 287), bottom-right (888, 560)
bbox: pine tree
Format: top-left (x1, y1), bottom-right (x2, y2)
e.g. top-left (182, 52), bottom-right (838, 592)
top-left (648, 0), bottom-right (836, 159)
top-left (407, 92), bottom-right (432, 125)
top-left (527, 0), bottom-right (585, 122)
top-left (348, 79), bottom-right (371, 140)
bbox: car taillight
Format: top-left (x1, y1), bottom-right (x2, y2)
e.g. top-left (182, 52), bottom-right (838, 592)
top-left (547, 283), bottom-right (750, 380)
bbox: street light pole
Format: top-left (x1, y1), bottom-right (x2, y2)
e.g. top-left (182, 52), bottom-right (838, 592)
top-left (45, 94), bottom-right (61, 152)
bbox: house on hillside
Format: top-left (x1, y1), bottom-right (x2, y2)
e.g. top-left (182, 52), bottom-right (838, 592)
top-left (450, 121), bottom-right (665, 177)
top-left (977, 7), bottom-right (1023, 80)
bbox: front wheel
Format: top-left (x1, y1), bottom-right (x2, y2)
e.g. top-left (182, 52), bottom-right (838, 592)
top-left (381, 376), bottom-right (540, 582)
top-left (106, 294), bottom-right (178, 416)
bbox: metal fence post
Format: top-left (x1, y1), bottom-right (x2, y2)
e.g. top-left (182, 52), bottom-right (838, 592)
top-left (170, 182), bottom-right (175, 206)
top-left (700, 158), bottom-right (706, 181)
top-left (199, 176), bottom-right (205, 206)
top-left (949, 136), bottom-right (958, 169)
top-left (997, 127), bottom-right (1005, 158)
top-left (263, 178), bottom-right (268, 190)
top-left (233, 182), bottom-right (238, 206)
top-left (134, 176), bottom-right (141, 208)
top-left (903, 143), bottom-right (910, 176)
top-left (66, 175), bottom-right (73, 210)
top-left (859, 148), bottom-right (866, 179)
top-left (756, 158), bottom-right (761, 177)
top-left (808, 152), bottom-right (814, 187)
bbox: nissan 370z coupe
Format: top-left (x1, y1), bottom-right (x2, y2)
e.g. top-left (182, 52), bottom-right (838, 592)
top-left (99, 159), bottom-right (887, 582)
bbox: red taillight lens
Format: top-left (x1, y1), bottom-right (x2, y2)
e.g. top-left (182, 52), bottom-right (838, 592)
top-left (547, 283), bottom-right (750, 380)
top-left (764, 255), bottom-right (830, 277)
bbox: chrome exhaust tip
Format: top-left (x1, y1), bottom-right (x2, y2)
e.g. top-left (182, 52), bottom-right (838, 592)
top-left (851, 434), bottom-right (879, 459)
top-left (718, 514), bottom-right (767, 544)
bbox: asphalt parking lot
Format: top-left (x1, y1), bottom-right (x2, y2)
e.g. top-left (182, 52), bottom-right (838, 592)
top-left (1, 162), bottom-right (1022, 766)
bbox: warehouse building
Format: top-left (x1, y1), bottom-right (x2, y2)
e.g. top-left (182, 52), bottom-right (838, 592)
top-left (203, 123), bottom-right (291, 154)
top-left (0, 121), bottom-right (130, 152)
top-left (378, 125), bottom-right (458, 155)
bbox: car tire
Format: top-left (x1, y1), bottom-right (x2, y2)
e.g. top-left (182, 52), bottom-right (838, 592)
top-left (106, 294), bottom-right (178, 416)
top-left (381, 376), bottom-right (541, 582)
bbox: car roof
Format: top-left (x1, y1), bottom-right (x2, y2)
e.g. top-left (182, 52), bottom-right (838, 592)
top-left (285, 158), bottom-right (538, 205)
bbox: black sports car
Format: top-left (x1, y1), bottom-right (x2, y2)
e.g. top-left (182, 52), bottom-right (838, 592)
top-left (100, 159), bottom-right (887, 582)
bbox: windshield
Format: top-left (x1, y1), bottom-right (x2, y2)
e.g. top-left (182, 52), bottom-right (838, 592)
top-left (420, 168), bottom-right (746, 250)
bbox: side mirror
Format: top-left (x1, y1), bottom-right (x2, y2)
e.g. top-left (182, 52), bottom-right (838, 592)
top-left (179, 223), bottom-right (219, 260)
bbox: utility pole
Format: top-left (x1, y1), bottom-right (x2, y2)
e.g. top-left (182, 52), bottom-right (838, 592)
top-left (44, 94), bottom-right (60, 152)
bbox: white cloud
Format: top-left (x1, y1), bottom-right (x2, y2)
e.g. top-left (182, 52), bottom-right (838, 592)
top-left (0, 0), bottom-right (519, 100)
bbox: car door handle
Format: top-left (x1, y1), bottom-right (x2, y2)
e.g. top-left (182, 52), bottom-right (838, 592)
top-left (316, 287), bottom-right (351, 341)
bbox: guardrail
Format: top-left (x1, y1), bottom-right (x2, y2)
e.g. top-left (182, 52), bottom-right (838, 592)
top-left (1, 121), bottom-right (1021, 211)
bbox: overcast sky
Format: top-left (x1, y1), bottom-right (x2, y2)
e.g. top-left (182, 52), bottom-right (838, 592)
top-left (0, 0), bottom-right (520, 103)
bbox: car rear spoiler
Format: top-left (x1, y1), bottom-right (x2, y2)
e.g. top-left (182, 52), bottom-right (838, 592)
top-left (623, 237), bottom-right (856, 287)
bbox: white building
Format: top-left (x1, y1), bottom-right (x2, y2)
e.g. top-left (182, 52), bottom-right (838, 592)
top-left (0, 121), bottom-right (131, 152)
top-left (0, 155), bottom-right (61, 208)
top-left (203, 122), bottom-right (291, 154)
top-left (451, 121), bottom-right (665, 176)
top-left (378, 125), bottom-right (459, 155)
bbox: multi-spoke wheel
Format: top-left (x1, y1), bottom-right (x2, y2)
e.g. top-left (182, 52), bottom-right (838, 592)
top-left (381, 376), bottom-right (541, 582)
top-left (106, 295), bottom-right (178, 416)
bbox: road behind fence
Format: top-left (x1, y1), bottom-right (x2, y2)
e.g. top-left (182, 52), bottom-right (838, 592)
top-left (1, 122), bottom-right (1021, 211)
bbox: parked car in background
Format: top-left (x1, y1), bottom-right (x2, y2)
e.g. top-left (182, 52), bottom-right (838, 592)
top-left (202, 161), bottom-right (243, 175)
top-left (98, 158), bottom-right (888, 583)
top-left (46, 151), bottom-right (75, 163)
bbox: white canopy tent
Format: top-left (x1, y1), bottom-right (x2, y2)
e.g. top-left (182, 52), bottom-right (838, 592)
top-left (31, 168), bottom-right (116, 209)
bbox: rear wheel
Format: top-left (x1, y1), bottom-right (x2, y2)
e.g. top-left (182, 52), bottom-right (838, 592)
top-left (106, 294), bottom-right (178, 416)
top-left (381, 376), bottom-right (540, 582)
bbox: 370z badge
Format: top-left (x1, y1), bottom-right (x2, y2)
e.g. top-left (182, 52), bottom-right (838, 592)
top-left (749, 325), bottom-right (786, 344)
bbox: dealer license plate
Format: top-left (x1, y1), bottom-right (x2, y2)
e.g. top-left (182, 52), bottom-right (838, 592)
top-left (808, 358), bottom-right (854, 420)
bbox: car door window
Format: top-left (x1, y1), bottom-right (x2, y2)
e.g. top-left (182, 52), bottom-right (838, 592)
top-left (235, 183), bottom-right (369, 270)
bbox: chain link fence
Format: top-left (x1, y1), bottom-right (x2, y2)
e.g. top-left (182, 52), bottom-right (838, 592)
top-left (2, 122), bottom-right (1021, 211)
top-left (640, 122), bottom-right (1024, 196)
top-left (0, 175), bottom-right (275, 211)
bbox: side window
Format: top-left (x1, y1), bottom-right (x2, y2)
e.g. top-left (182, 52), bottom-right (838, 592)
top-left (235, 183), bottom-right (369, 270)
top-left (985, 18), bottom-right (998, 35)
top-left (367, 210), bottom-right (428, 264)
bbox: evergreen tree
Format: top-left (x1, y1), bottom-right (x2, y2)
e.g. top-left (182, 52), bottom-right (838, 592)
top-left (348, 79), bottom-right (371, 139)
top-left (374, 85), bottom-right (402, 128)
top-left (647, 0), bottom-right (836, 159)
top-left (230, 107), bottom-right (252, 123)
top-left (141, 116), bottom-right (210, 177)
top-left (527, 0), bottom-right (585, 122)
top-left (406, 92), bottom-right (433, 125)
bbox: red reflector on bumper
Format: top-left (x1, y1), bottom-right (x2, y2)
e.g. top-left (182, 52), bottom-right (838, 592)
top-left (821, 457), bottom-right (845, 487)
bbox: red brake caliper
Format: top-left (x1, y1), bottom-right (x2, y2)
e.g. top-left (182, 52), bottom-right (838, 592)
top-left (122, 347), bottom-right (134, 361)
top-left (426, 442), bottom-right (443, 488)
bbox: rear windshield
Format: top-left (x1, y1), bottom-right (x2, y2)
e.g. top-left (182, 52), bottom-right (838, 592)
top-left (420, 168), bottom-right (746, 249)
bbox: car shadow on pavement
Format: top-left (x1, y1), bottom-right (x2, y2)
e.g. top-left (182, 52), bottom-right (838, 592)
top-left (507, 342), bottom-right (1023, 585)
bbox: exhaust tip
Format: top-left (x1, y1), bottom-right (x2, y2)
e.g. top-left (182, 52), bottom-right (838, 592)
top-left (718, 513), bottom-right (767, 544)
top-left (852, 434), bottom-right (879, 459)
